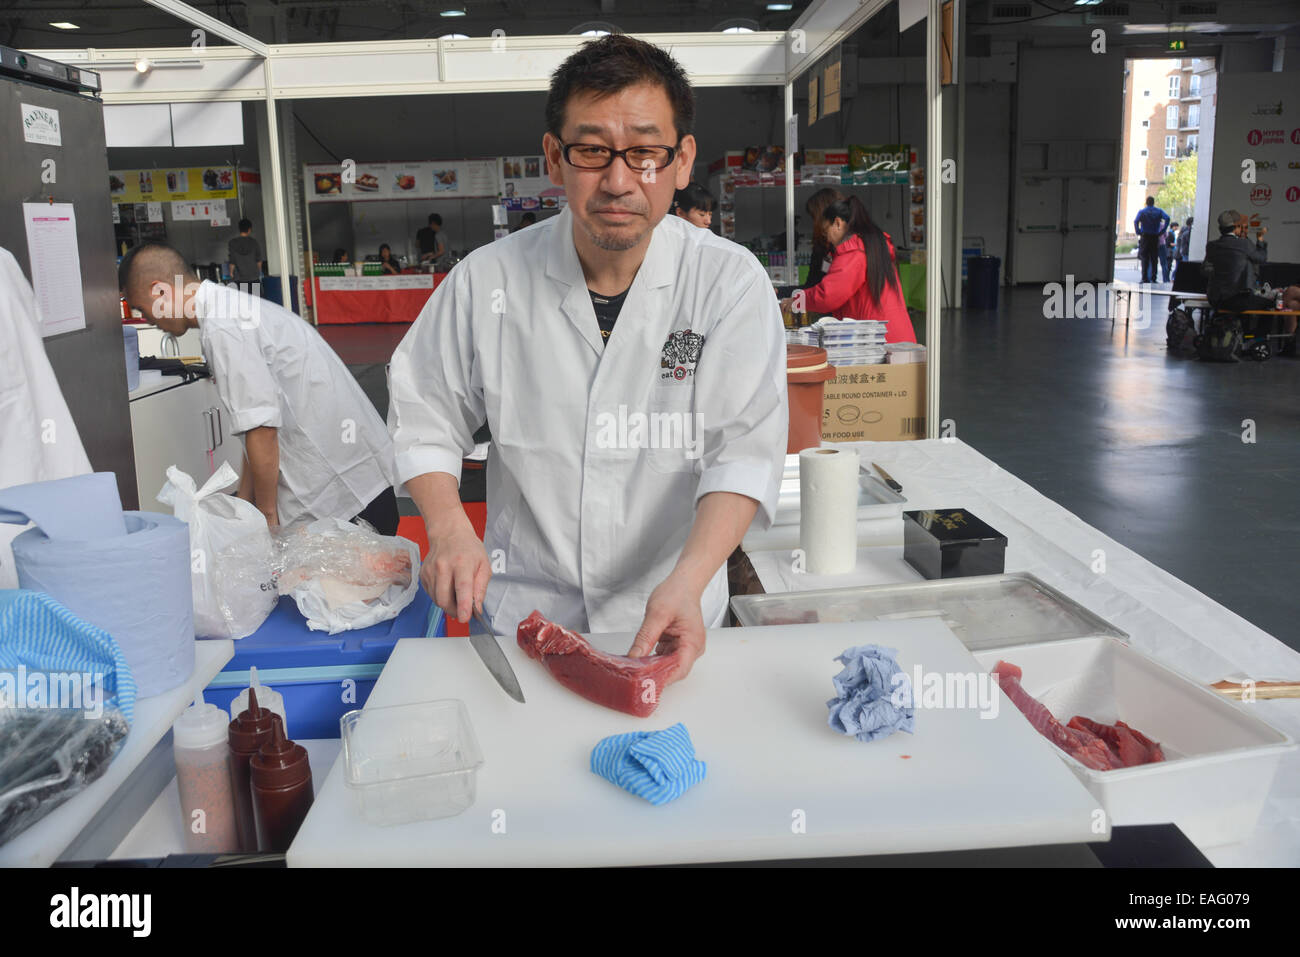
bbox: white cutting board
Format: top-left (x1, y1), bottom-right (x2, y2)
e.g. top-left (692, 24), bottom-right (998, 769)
top-left (287, 619), bottom-right (1103, 866)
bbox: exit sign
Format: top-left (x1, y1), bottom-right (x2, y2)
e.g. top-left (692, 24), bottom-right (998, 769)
top-left (1168, 39), bottom-right (1186, 51)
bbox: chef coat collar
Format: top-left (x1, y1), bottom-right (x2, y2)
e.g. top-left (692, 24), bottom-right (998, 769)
top-left (546, 206), bottom-right (676, 356)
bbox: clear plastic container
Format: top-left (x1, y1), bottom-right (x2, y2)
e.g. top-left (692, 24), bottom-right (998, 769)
top-left (340, 699), bottom-right (484, 826)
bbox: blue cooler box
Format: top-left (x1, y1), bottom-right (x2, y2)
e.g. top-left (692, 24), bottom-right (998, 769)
top-left (204, 590), bottom-right (444, 739)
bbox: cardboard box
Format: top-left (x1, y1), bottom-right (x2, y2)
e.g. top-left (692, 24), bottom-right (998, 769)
top-left (821, 361), bottom-right (926, 442)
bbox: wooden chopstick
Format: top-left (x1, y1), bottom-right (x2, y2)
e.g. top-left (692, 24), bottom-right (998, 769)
top-left (1210, 680), bottom-right (1300, 701)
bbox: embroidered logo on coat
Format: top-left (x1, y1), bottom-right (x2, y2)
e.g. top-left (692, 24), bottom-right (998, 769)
top-left (660, 328), bottom-right (705, 380)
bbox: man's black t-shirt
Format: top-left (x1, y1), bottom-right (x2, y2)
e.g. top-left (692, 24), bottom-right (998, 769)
top-left (416, 226), bottom-right (441, 256)
top-left (589, 287), bottom-right (630, 345)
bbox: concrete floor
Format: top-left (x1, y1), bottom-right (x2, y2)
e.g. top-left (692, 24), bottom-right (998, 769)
top-left (942, 283), bottom-right (1299, 651)
top-left (324, 276), bottom-right (1299, 652)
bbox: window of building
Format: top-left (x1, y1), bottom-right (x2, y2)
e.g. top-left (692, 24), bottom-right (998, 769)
top-left (1139, 179), bottom-right (1147, 186)
top-left (1141, 119), bottom-right (1150, 128)
top-left (1186, 134), bottom-right (1198, 153)
top-left (1187, 104), bottom-right (1200, 128)
top-left (1164, 165), bottom-right (1174, 178)
top-left (1165, 135), bottom-right (1178, 158)
top-left (1189, 74), bottom-right (1201, 96)
top-left (1169, 75), bottom-right (1180, 98)
top-left (1139, 149), bottom-right (1148, 156)
top-left (1143, 89), bottom-right (1151, 97)
top-left (1166, 104), bottom-right (1179, 128)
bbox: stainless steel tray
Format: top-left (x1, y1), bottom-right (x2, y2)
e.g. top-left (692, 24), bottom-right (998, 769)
top-left (730, 572), bottom-right (1127, 651)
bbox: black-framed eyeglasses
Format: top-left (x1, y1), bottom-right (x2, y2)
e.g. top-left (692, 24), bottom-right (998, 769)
top-left (560, 141), bottom-right (680, 171)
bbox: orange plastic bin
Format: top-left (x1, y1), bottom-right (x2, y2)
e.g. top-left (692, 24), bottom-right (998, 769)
top-left (786, 344), bottom-right (836, 453)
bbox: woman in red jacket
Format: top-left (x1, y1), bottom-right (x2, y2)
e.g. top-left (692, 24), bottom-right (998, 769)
top-left (798, 195), bottom-right (916, 343)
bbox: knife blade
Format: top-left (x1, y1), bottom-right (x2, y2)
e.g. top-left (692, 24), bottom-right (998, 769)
top-left (872, 462), bottom-right (903, 493)
top-left (470, 609), bottom-right (526, 703)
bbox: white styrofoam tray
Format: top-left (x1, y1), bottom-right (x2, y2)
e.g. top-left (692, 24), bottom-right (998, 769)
top-left (973, 637), bottom-right (1296, 847)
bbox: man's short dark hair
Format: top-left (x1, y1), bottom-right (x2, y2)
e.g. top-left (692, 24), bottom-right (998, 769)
top-left (238, 218), bottom-right (253, 232)
top-left (545, 34), bottom-right (695, 141)
top-left (1145, 197), bottom-right (1155, 206)
top-left (118, 241), bottom-right (191, 301)
top-left (428, 213), bottom-right (442, 226)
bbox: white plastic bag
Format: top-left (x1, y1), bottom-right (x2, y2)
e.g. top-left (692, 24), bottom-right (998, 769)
top-left (157, 464), bottom-right (277, 639)
top-left (274, 518), bottom-right (418, 634)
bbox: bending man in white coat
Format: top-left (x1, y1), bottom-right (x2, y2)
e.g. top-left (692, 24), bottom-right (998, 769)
top-left (119, 242), bottom-right (399, 534)
top-left (389, 35), bottom-right (788, 681)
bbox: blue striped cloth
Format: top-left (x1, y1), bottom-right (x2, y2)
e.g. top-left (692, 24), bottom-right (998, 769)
top-left (590, 723), bottom-right (706, 806)
top-left (0, 590), bottom-right (137, 724)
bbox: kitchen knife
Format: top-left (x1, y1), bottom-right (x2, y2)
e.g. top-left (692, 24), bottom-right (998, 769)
top-left (871, 462), bottom-right (903, 493)
top-left (470, 609), bottom-right (526, 703)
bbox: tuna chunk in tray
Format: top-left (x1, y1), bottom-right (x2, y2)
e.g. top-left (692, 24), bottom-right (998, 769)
top-left (991, 660), bottom-right (1166, 770)
top-left (517, 611), bottom-right (680, 718)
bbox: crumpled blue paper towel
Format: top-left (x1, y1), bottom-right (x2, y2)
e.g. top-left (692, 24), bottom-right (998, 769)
top-left (591, 722), bottom-right (707, 806)
top-left (826, 644), bottom-right (915, 743)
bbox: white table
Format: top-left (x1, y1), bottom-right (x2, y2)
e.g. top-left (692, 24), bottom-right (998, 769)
top-left (1109, 281), bottom-right (1208, 331)
top-left (741, 439), bottom-right (1300, 867)
top-left (0, 639), bottom-right (233, 867)
top-left (288, 619), bottom-right (1103, 867)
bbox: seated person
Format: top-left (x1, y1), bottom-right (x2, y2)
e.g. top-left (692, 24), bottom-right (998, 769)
top-left (1205, 210), bottom-right (1300, 335)
top-left (332, 248), bottom-right (351, 264)
top-left (671, 182), bottom-right (714, 230)
top-left (378, 243), bottom-right (402, 276)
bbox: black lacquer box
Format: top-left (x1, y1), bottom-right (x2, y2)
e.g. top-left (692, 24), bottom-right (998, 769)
top-left (903, 508), bottom-right (1007, 579)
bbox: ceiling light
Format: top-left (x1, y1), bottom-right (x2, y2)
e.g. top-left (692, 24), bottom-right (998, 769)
top-left (440, 33), bottom-right (469, 39)
top-left (439, 3), bottom-right (467, 16)
top-left (723, 26), bottom-right (755, 33)
top-left (49, 21), bottom-right (80, 29)
top-left (134, 57), bottom-right (151, 73)
top-left (766, 3), bottom-right (794, 10)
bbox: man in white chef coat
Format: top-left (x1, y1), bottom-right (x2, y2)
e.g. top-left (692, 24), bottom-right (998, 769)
top-left (119, 242), bottom-right (399, 533)
top-left (389, 35), bottom-right (787, 680)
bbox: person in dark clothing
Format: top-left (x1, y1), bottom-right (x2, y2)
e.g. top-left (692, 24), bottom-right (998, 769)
top-left (1134, 197), bottom-right (1170, 284)
top-left (377, 243), bottom-right (402, 276)
top-left (1176, 216), bottom-right (1193, 261)
top-left (416, 213), bottom-right (446, 265)
top-left (227, 219), bottom-right (263, 284)
top-left (1160, 221), bottom-right (1178, 282)
top-left (1205, 209), bottom-right (1300, 334)
top-left (671, 182), bottom-right (715, 229)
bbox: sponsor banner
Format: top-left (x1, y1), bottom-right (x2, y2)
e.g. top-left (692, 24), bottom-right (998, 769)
top-left (1209, 73), bottom-right (1300, 261)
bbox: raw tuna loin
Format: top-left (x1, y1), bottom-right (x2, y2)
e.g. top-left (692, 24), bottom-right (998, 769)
top-left (991, 661), bottom-right (1166, 771)
top-left (517, 611), bottom-right (681, 718)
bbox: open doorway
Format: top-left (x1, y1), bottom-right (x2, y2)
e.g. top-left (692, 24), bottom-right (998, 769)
top-left (1115, 55), bottom-right (1216, 287)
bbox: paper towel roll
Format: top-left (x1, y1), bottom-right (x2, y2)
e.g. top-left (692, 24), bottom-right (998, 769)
top-left (799, 447), bottom-right (859, 574)
top-left (11, 512), bottom-right (195, 697)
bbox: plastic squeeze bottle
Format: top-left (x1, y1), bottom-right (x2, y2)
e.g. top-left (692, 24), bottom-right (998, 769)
top-left (228, 687), bottom-right (278, 853)
top-left (229, 667), bottom-right (287, 730)
top-left (250, 718), bottom-right (314, 853)
top-left (173, 692), bottom-right (239, 853)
